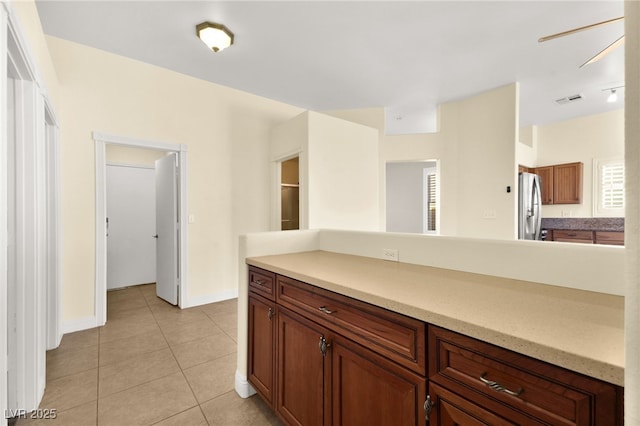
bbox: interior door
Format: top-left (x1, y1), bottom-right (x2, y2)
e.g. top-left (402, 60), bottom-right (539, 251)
top-left (106, 164), bottom-right (156, 289)
top-left (155, 153), bottom-right (179, 305)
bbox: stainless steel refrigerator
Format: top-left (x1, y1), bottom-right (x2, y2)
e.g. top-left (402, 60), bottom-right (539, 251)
top-left (518, 172), bottom-right (542, 240)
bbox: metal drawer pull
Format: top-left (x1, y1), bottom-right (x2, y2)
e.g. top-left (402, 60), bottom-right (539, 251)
top-left (267, 307), bottom-right (274, 320)
top-left (251, 279), bottom-right (265, 286)
top-left (423, 395), bottom-right (434, 422)
top-left (318, 306), bottom-right (335, 314)
top-left (479, 373), bottom-right (523, 397)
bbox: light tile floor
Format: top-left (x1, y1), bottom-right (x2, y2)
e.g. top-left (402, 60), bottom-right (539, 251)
top-left (18, 284), bottom-right (281, 426)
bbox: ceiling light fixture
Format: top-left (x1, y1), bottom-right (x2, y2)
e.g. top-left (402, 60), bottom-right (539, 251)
top-left (603, 85), bottom-right (624, 103)
top-left (196, 21), bottom-right (234, 52)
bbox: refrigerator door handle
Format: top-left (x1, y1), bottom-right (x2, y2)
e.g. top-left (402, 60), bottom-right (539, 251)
top-left (532, 176), bottom-right (542, 240)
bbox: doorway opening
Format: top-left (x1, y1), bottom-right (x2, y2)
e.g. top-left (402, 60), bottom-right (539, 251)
top-left (280, 157), bottom-right (299, 230)
top-left (94, 132), bottom-right (188, 327)
top-left (385, 160), bottom-right (440, 234)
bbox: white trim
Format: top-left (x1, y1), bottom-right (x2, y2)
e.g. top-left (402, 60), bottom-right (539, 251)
top-left (94, 132), bottom-right (189, 327)
top-left (94, 139), bottom-right (107, 326)
top-left (184, 289), bottom-right (238, 309)
top-left (234, 370), bottom-right (256, 399)
top-left (106, 161), bottom-right (155, 170)
top-left (61, 316), bottom-right (99, 335)
top-left (271, 151), bottom-right (305, 231)
top-left (1, 7), bottom-right (9, 426)
top-left (45, 106), bottom-right (62, 350)
top-left (93, 131), bottom-right (183, 153)
top-left (3, 2), bottom-right (55, 110)
top-left (593, 157), bottom-right (625, 218)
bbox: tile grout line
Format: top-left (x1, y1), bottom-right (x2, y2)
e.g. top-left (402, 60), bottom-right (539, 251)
top-left (145, 287), bottom-right (204, 424)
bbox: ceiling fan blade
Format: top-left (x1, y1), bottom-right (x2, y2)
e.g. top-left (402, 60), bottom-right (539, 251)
top-left (538, 16), bottom-right (624, 43)
top-left (580, 35), bottom-right (625, 67)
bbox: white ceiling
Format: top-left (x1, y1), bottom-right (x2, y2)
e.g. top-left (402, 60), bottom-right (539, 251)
top-left (35, 0), bottom-right (625, 134)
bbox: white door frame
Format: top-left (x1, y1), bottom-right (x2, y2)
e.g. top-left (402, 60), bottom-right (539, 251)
top-left (2, 2), bottom-right (61, 417)
top-left (271, 151), bottom-right (306, 231)
top-left (1, 7), bottom-right (9, 424)
top-left (93, 131), bottom-right (188, 326)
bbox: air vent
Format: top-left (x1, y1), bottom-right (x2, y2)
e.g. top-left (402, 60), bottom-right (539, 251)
top-left (555, 94), bottom-right (584, 105)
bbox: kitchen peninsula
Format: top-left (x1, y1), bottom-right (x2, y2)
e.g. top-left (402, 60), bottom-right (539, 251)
top-left (246, 250), bottom-right (623, 425)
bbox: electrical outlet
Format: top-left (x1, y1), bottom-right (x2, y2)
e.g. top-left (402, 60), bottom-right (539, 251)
top-left (483, 210), bottom-right (497, 219)
top-left (382, 248), bottom-right (399, 262)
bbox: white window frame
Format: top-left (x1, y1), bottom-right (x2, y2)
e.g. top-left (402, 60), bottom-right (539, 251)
top-left (593, 158), bottom-right (625, 218)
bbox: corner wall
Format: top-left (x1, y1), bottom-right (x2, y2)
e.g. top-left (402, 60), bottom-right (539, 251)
top-left (325, 83), bottom-right (519, 239)
top-left (45, 36), bottom-right (303, 324)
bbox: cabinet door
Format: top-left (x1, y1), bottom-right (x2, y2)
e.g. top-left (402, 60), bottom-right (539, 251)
top-left (277, 307), bottom-right (331, 426)
top-left (332, 336), bottom-right (426, 426)
top-left (553, 162), bottom-right (583, 204)
top-left (248, 294), bottom-right (276, 407)
top-left (428, 383), bottom-right (518, 426)
top-left (533, 166), bottom-right (554, 204)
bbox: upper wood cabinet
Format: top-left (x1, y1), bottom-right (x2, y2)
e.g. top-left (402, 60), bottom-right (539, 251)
top-left (533, 162), bottom-right (583, 205)
top-left (533, 166), bottom-right (554, 205)
top-left (553, 162), bottom-right (583, 204)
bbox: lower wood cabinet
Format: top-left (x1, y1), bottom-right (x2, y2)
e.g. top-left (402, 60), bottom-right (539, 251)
top-left (277, 307), bottom-right (330, 426)
top-left (247, 294), bottom-right (276, 407)
top-left (248, 266), bottom-right (623, 426)
top-left (248, 266), bottom-right (426, 426)
top-left (428, 325), bottom-right (623, 426)
top-left (332, 334), bottom-right (426, 426)
top-left (428, 382), bottom-right (517, 425)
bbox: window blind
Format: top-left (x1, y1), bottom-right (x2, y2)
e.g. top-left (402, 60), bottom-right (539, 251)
top-left (426, 173), bottom-right (437, 231)
top-left (601, 162), bottom-right (624, 210)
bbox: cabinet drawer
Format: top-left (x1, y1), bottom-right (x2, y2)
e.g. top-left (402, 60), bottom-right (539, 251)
top-left (248, 266), bottom-right (276, 300)
top-left (553, 230), bottom-right (593, 242)
top-left (595, 231), bottom-right (624, 246)
top-left (429, 326), bottom-right (622, 426)
top-left (277, 275), bottom-right (426, 375)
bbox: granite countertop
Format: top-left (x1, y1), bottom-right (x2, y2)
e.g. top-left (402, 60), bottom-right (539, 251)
top-left (541, 217), bottom-right (624, 232)
top-left (247, 250), bottom-right (624, 386)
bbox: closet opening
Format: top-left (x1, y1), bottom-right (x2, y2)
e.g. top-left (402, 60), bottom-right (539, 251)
top-left (280, 157), bottom-right (299, 230)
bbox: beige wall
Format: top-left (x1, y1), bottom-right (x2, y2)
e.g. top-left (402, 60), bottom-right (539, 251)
top-left (105, 145), bottom-right (167, 167)
top-left (536, 109), bottom-right (624, 218)
top-left (325, 83), bottom-right (519, 239)
top-left (270, 111), bottom-right (380, 232)
top-left (45, 36), bottom-right (303, 322)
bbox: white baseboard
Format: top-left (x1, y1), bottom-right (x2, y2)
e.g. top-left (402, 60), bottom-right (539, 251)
top-left (61, 316), bottom-right (98, 334)
top-left (234, 370), bottom-right (256, 399)
top-left (184, 289), bottom-right (239, 309)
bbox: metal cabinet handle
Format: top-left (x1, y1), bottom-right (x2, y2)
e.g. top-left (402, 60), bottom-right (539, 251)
top-left (318, 306), bottom-right (335, 314)
top-left (251, 279), bottom-right (265, 286)
top-left (423, 395), bottom-right (434, 422)
top-left (318, 336), bottom-right (331, 357)
top-left (267, 307), bottom-right (274, 320)
top-left (479, 373), bottom-right (523, 397)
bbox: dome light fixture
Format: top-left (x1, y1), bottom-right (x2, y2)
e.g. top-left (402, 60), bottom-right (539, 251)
top-left (196, 21), bottom-right (234, 52)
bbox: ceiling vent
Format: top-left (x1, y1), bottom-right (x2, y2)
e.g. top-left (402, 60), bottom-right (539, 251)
top-left (555, 94), bottom-right (584, 105)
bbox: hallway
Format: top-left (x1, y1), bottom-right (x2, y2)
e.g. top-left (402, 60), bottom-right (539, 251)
top-left (17, 284), bottom-right (280, 425)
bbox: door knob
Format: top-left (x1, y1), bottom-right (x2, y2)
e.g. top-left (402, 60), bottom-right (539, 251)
top-left (152, 234), bottom-right (158, 239)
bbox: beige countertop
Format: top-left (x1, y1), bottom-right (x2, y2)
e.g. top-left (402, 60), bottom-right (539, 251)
top-left (247, 250), bottom-right (624, 386)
